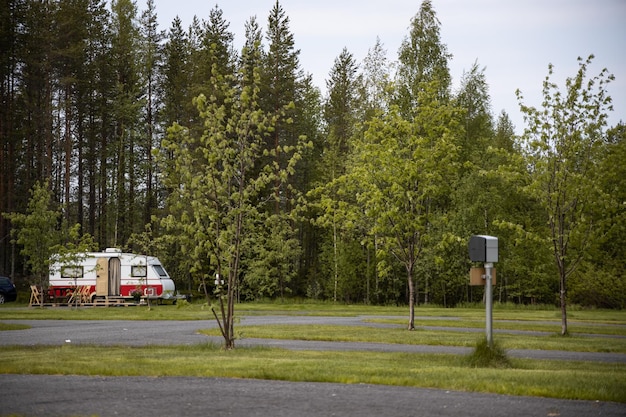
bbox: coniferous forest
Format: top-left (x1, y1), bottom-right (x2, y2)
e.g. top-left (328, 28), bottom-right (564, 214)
top-left (1, 0), bottom-right (624, 310)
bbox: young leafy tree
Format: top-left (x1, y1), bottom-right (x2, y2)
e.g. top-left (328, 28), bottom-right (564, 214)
top-left (4, 180), bottom-right (97, 308)
top-left (316, 48), bottom-right (361, 301)
top-left (517, 55), bottom-right (614, 335)
top-left (158, 42), bottom-right (308, 348)
top-left (242, 214), bottom-right (301, 301)
top-left (51, 221), bottom-right (98, 307)
top-left (3, 181), bottom-right (59, 288)
top-left (417, 62), bottom-right (494, 306)
top-left (346, 83), bottom-right (462, 328)
top-left (571, 123), bottom-right (626, 308)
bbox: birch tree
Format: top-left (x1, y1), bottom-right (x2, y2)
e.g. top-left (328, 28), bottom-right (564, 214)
top-left (347, 83), bottom-right (462, 329)
top-left (517, 55), bottom-right (614, 335)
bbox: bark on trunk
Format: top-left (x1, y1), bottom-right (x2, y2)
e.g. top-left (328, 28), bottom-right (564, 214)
top-left (407, 267), bottom-right (415, 330)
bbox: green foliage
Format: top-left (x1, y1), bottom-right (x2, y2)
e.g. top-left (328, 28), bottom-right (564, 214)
top-left (333, 82), bottom-right (463, 325)
top-left (465, 338), bottom-right (512, 368)
top-left (3, 182), bottom-right (60, 286)
top-left (395, 0), bottom-right (452, 116)
top-left (242, 215), bottom-right (301, 301)
top-left (517, 55), bottom-right (615, 333)
top-left (2, 181), bottom-right (97, 289)
top-left (1, 0), bottom-right (623, 311)
top-left (50, 222), bottom-right (98, 279)
top-left (157, 43), bottom-right (309, 347)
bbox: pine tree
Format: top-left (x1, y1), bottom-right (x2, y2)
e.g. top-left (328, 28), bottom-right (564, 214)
top-left (110, 0), bottom-right (142, 246)
top-left (139, 0), bottom-right (164, 227)
top-left (318, 48), bottom-right (361, 302)
top-left (261, 0), bottom-right (301, 212)
top-left (161, 16), bottom-right (191, 128)
top-left (19, 0), bottom-right (56, 191)
top-left (85, 0), bottom-right (113, 243)
top-left (324, 47), bottom-right (358, 178)
top-left (454, 61), bottom-right (493, 168)
top-left (0, 0), bottom-right (24, 273)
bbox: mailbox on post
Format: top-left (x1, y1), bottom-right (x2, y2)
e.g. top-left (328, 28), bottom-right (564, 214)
top-left (468, 235), bottom-right (498, 263)
top-left (468, 234), bottom-right (498, 349)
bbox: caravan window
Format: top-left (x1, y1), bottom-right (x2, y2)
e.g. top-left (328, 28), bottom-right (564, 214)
top-left (61, 266), bottom-right (83, 279)
top-left (131, 265), bottom-right (147, 277)
top-left (152, 264), bottom-right (168, 278)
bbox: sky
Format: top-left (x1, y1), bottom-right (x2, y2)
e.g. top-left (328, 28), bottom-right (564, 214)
top-left (146, 0), bottom-right (626, 134)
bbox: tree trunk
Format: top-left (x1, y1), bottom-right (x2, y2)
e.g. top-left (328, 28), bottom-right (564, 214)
top-left (560, 272), bottom-right (568, 336)
top-left (407, 265), bottom-right (415, 330)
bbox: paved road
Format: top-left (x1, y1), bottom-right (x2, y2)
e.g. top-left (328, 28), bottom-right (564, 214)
top-left (1, 316), bottom-right (625, 417)
top-left (2, 374), bottom-right (624, 417)
top-left (2, 317), bottom-right (626, 363)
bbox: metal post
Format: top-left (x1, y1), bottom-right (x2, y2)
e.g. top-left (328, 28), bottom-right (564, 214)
top-left (484, 262), bottom-right (493, 348)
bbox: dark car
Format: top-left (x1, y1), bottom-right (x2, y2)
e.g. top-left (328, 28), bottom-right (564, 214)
top-left (0, 276), bottom-right (17, 303)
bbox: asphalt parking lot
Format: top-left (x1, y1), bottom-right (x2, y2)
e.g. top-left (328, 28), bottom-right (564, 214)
top-left (1, 316), bottom-right (625, 417)
top-left (2, 373), bottom-right (624, 417)
top-left (2, 317), bottom-right (625, 363)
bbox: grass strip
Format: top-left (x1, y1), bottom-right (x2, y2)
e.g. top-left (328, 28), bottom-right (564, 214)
top-left (2, 303), bottom-right (626, 323)
top-left (367, 317), bottom-right (626, 336)
top-left (0, 322), bottom-right (30, 331)
top-left (1, 344), bottom-right (624, 403)
top-left (200, 324), bottom-right (626, 353)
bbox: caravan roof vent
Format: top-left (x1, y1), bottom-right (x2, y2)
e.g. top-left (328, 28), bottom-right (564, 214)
top-left (105, 248), bottom-right (122, 253)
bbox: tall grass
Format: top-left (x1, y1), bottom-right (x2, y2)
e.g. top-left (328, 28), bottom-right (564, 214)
top-left (465, 338), bottom-right (512, 368)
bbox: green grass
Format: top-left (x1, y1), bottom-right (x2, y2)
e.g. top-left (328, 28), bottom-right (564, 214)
top-left (2, 301), bottom-right (625, 402)
top-left (367, 317), bottom-right (626, 336)
top-left (0, 301), bottom-right (411, 320)
top-left (0, 344), bottom-right (624, 403)
top-left (0, 322), bottom-right (30, 331)
top-left (465, 338), bottom-right (512, 368)
top-left (200, 324), bottom-right (626, 353)
top-left (2, 301), bottom-right (625, 321)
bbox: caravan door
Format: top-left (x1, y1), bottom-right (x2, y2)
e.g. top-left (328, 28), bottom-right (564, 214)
top-left (96, 257), bottom-right (121, 296)
top-left (96, 257), bottom-right (108, 296)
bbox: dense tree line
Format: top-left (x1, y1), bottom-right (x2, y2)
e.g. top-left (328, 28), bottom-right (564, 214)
top-left (1, 0), bottom-right (624, 313)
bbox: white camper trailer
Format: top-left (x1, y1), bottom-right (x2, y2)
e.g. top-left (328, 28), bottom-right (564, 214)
top-left (48, 248), bottom-right (178, 303)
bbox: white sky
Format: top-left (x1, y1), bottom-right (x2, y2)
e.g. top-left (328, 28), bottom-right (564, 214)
top-left (146, 0), bottom-right (626, 134)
